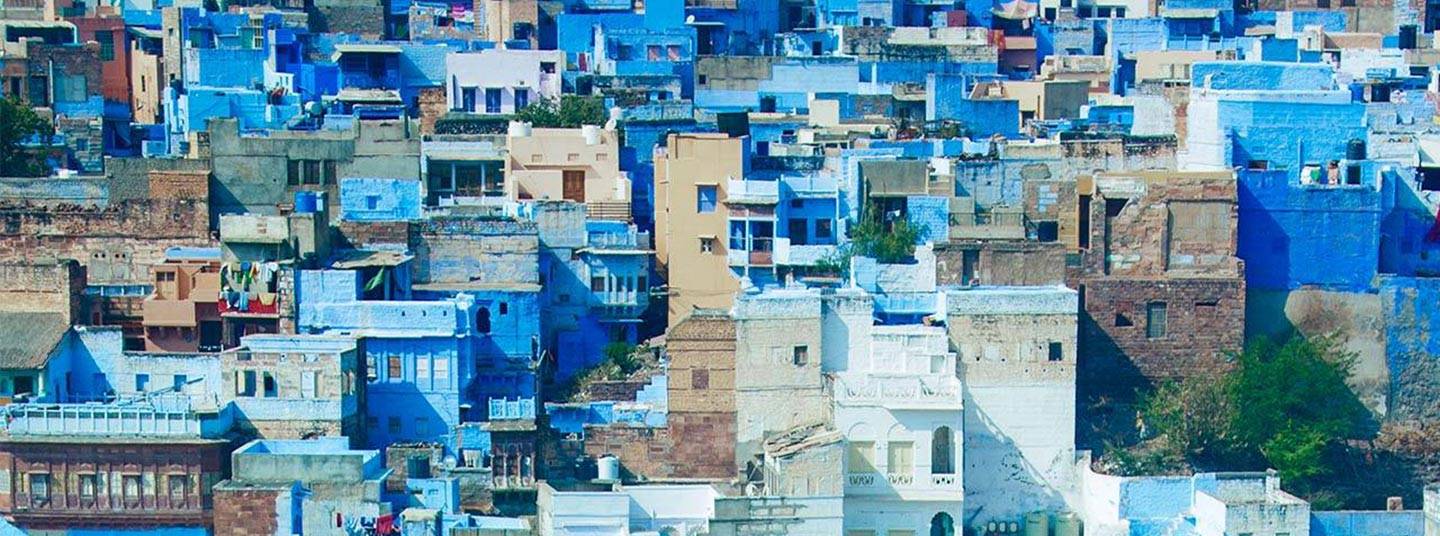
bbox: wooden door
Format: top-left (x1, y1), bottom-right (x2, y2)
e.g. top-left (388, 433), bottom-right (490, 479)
top-left (562, 170), bottom-right (585, 202)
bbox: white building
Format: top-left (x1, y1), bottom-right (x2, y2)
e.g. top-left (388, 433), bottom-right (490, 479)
top-left (834, 323), bottom-right (964, 536)
top-left (947, 286), bottom-right (1080, 528)
top-left (536, 483), bottom-right (717, 536)
top-left (446, 48), bottom-right (564, 115)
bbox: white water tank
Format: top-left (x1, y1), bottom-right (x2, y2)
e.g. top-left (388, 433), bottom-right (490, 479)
top-left (597, 455), bottom-right (620, 481)
top-left (508, 121), bottom-right (533, 137)
top-left (582, 124), bottom-right (602, 145)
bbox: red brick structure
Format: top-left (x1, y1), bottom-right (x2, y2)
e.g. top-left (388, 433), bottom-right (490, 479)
top-left (212, 485), bottom-right (286, 536)
top-left (0, 437), bottom-right (230, 531)
top-left (582, 311), bottom-right (737, 481)
top-left (68, 15), bottom-right (130, 108)
top-left (1073, 171), bottom-right (1245, 397)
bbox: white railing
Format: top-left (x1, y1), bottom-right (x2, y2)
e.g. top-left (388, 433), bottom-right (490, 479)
top-left (831, 374), bottom-right (962, 409)
top-left (887, 473), bottom-right (914, 486)
top-left (847, 473), bottom-right (876, 487)
top-left (5, 404), bottom-right (202, 437)
top-left (726, 178), bottom-right (779, 204)
top-left (932, 474), bottom-right (958, 488)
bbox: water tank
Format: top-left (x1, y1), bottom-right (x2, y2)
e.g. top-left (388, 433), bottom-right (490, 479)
top-left (1346, 138), bottom-right (1367, 161)
top-left (508, 121), bottom-right (533, 137)
top-left (582, 124), bottom-right (602, 145)
top-left (294, 191), bottom-right (317, 213)
top-left (1400, 24), bottom-right (1418, 49)
top-left (1024, 512), bottom-right (1050, 536)
top-left (1053, 513), bottom-right (1081, 536)
top-left (597, 455), bottom-right (620, 481)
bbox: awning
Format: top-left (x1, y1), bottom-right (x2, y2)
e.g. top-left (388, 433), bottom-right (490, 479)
top-left (330, 249), bottom-right (413, 269)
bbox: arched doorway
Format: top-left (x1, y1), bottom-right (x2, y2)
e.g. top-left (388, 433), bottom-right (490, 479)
top-left (930, 512), bottom-right (955, 536)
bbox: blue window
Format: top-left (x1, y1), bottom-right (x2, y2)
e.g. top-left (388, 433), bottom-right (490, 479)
top-left (485, 88), bottom-right (502, 114)
top-left (135, 374), bottom-right (149, 392)
top-left (515, 88), bottom-right (529, 110)
top-left (697, 185), bottom-right (717, 213)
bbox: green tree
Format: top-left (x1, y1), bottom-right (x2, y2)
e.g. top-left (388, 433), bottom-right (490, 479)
top-left (513, 96), bottom-right (608, 128)
top-left (849, 202), bottom-right (922, 263)
top-left (1139, 375), bottom-right (1235, 468)
top-left (0, 97), bottom-right (52, 177)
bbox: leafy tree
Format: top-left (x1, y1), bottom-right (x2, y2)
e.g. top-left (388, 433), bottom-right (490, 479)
top-left (849, 202), bottom-right (922, 263)
top-left (1115, 336), bottom-right (1371, 492)
top-left (0, 97), bottom-right (52, 177)
top-left (513, 96), bottom-right (608, 128)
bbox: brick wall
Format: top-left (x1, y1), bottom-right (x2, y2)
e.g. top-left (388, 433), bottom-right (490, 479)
top-left (417, 86), bottom-right (449, 136)
top-left (1080, 277), bottom-right (1245, 391)
top-left (0, 192), bottom-right (213, 284)
top-left (0, 260), bottom-right (85, 322)
top-left (935, 242), bottom-right (1066, 287)
top-left (384, 444), bottom-right (443, 492)
top-left (213, 487), bottom-right (283, 536)
top-left (333, 220), bottom-right (414, 250)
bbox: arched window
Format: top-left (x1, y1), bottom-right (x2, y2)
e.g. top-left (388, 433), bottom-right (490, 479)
top-left (477, 307), bottom-right (491, 334)
top-left (931, 512), bottom-right (955, 536)
top-left (932, 426), bottom-right (954, 474)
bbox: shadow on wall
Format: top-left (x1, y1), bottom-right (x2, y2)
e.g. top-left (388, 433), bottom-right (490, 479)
top-left (961, 385), bottom-right (1073, 528)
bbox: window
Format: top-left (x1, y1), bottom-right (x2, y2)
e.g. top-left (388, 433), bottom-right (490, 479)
top-left (815, 219), bottom-right (833, 239)
top-left (789, 219), bottom-right (808, 245)
top-left (237, 370), bottom-right (256, 396)
top-left (262, 372), bottom-right (277, 397)
top-left (388, 416), bottom-right (402, 435)
top-left (135, 373), bottom-right (150, 392)
top-left (647, 44), bottom-right (662, 60)
top-left (461, 87), bottom-right (478, 112)
top-left (304, 160), bottom-right (322, 185)
top-left (1048, 342), bottom-right (1063, 362)
top-left (698, 74), bottom-right (708, 85)
top-left (366, 355), bottom-right (378, 382)
top-left (700, 237), bottom-right (716, 253)
top-left (696, 185), bottom-right (717, 213)
top-left (886, 441), bottom-right (913, 476)
top-left (79, 474), bottom-right (98, 500)
top-left (433, 358), bottom-right (448, 386)
top-left (122, 474), bottom-right (141, 502)
top-left (168, 474), bottom-right (188, 502)
top-left (415, 417), bottom-right (429, 437)
top-left (792, 345), bottom-right (809, 366)
top-left (591, 276), bottom-right (606, 292)
top-left (846, 441), bottom-right (876, 473)
top-left (417, 355), bottom-right (432, 387)
top-left (300, 371), bottom-right (317, 398)
top-left (388, 355), bottom-right (403, 380)
top-left (477, 308), bottom-right (491, 334)
top-left (1146, 302), bottom-right (1168, 339)
top-left (692, 368), bottom-right (709, 389)
top-left (540, 61), bottom-right (556, 74)
top-left (485, 88), bottom-right (502, 113)
top-left (1115, 313), bottom-right (1134, 327)
top-left (514, 88), bottom-right (529, 110)
top-left (96, 30), bottom-right (115, 61)
top-left (499, 302), bottom-right (508, 315)
top-left (325, 161), bottom-right (338, 185)
top-left (932, 427), bottom-right (954, 474)
top-left (667, 44), bottom-right (682, 60)
top-left (28, 474), bottom-right (50, 503)
top-left (173, 374), bottom-right (188, 393)
top-left (287, 160), bottom-right (301, 186)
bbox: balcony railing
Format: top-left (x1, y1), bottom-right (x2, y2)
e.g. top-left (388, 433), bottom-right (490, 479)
top-left (5, 401), bottom-right (205, 437)
top-left (844, 471), bottom-right (963, 494)
top-left (726, 179), bottom-right (779, 204)
top-left (830, 374), bottom-right (962, 409)
top-left (488, 397), bottom-right (537, 420)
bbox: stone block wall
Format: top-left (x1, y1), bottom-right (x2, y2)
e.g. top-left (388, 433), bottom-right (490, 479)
top-left (1080, 277), bottom-right (1245, 391)
top-left (213, 486), bottom-right (285, 536)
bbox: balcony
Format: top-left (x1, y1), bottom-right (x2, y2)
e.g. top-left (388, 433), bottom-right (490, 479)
top-left (845, 471), bottom-right (963, 496)
top-left (3, 398), bottom-right (221, 438)
top-left (727, 237), bottom-right (774, 267)
top-left (726, 178), bottom-right (779, 205)
top-left (948, 206), bottom-right (1026, 241)
top-left (781, 175), bottom-right (840, 196)
top-left (587, 230), bottom-right (652, 251)
top-left (830, 374), bottom-right (962, 410)
top-left (488, 397), bottom-right (537, 421)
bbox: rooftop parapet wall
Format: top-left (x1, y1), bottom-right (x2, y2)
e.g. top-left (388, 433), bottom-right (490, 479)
top-left (946, 285), bottom-right (1078, 316)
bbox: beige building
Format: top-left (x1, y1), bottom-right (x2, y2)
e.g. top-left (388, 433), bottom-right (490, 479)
top-left (653, 133), bottom-right (746, 328)
top-left (506, 123), bottom-right (631, 221)
top-left (1134, 50), bottom-right (1233, 85)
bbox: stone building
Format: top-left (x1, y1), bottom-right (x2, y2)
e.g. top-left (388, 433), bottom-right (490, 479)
top-left (1072, 171), bottom-right (1245, 395)
top-left (213, 438), bottom-right (390, 536)
top-left (222, 335), bottom-right (363, 442)
top-left (947, 285), bottom-right (1080, 526)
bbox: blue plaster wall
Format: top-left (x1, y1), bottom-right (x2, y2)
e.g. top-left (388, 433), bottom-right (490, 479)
top-left (364, 336), bottom-right (469, 450)
top-left (1380, 276), bottom-right (1440, 415)
top-left (907, 196), bottom-right (950, 244)
top-left (1191, 61), bottom-right (1336, 91)
top-left (339, 178), bottom-right (423, 222)
top-left (1104, 18), bottom-right (1167, 58)
top-left (1218, 99), bottom-right (1366, 174)
top-left (1379, 170), bottom-right (1440, 277)
top-left (1310, 511), bottom-right (1425, 536)
top-left (191, 48), bottom-right (267, 88)
top-left (1237, 170), bottom-right (1381, 291)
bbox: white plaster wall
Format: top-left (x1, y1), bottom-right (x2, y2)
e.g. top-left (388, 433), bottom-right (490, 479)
top-left (446, 49), bottom-right (563, 113)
